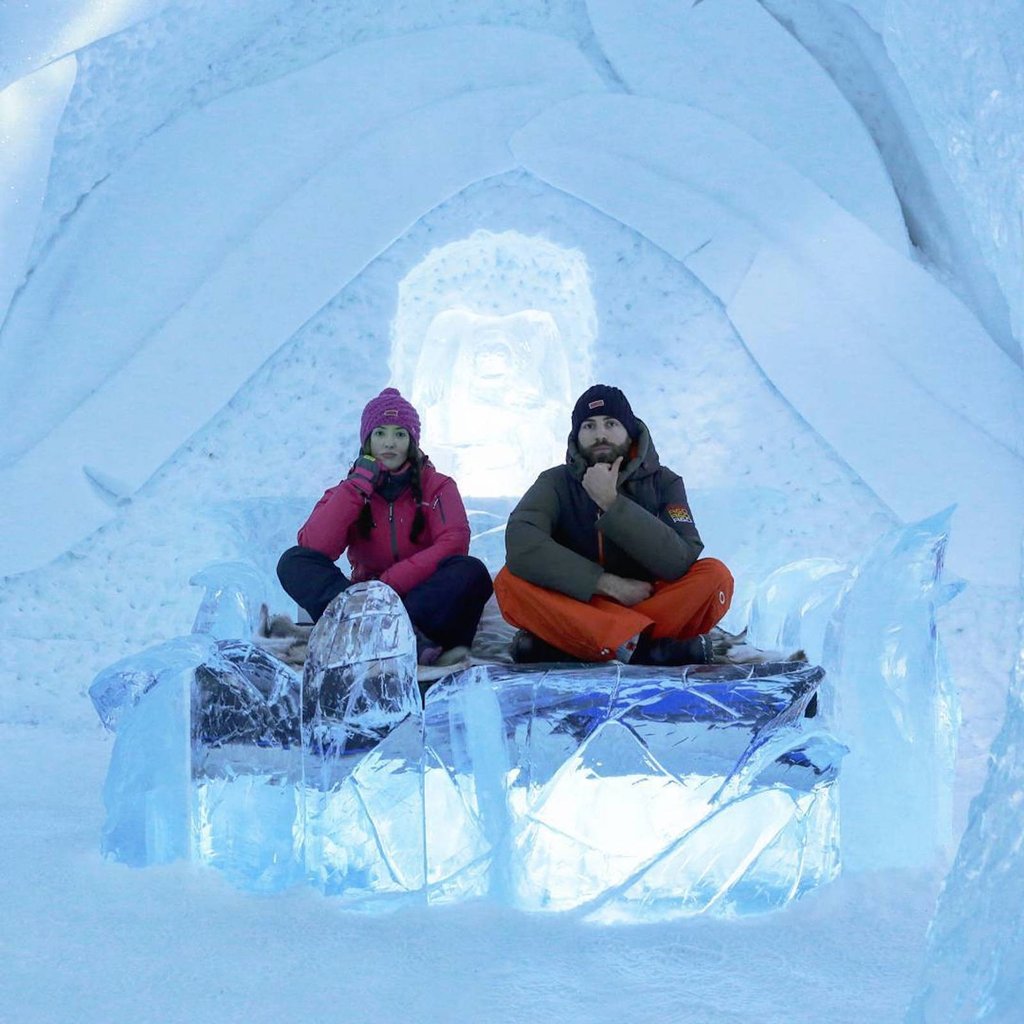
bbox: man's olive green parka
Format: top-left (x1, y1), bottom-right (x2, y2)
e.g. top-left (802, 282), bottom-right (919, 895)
top-left (504, 420), bottom-right (704, 602)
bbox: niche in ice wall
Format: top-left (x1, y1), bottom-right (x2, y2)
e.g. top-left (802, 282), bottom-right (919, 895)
top-left (389, 230), bottom-right (596, 497)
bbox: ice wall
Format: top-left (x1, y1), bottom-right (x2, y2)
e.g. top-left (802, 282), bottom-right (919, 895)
top-left (0, 26), bottom-right (603, 576)
top-left (908, 578), bottom-right (1024, 1021)
top-left (586, 0), bottom-right (908, 250)
top-left (885, 0), bottom-right (1024, 353)
top-left (0, 58), bottom-right (77, 328)
top-left (2, 0), bottom-right (1021, 593)
top-left (755, 0), bottom-right (1018, 362)
top-left (512, 93), bottom-right (1024, 588)
top-left (0, 0), bottom-right (166, 91)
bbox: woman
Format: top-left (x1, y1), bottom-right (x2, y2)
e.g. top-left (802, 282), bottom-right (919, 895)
top-left (277, 387), bottom-right (493, 668)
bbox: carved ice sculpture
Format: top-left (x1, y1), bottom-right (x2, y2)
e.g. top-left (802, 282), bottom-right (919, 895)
top-left (190, 641), bottom-right (303, 890)
top-left (190, 560), bottom-right (266, 641)
top-left (101, 664), bottom-right (193, 867)
top-left (95, 504), bottom-right (964, 920)
top-left (746, 557), bottom-right (852, 666)
top-left (389, 230), bottom-right (596, 497)
top-left (301, 582), bottom-right (421, 901)
top-left (823, 509), bottom-right (962, 871)
top-left (413, 307), bottom-right (571, 496)
top-left (93, 524), bottom-right (853, 918)
top-left (101, 639), bottom-right (302, 881)
top-left (743, 510), bottom-right (963, 873)
top-left (97, 642), bottom-right (843, 920)
top-left (89, 634), bottom-right (216, 732)
top-left (425, 664), bottom-right (842, 920)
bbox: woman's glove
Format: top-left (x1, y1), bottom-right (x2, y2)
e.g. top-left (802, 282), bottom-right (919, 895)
top-left (346, 455), bottom-right (381, 496)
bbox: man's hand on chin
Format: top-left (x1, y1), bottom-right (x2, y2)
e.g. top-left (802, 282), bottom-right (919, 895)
top-left (582, 455), bottom-right (623, 511)
top-left (595, 572), bottom-right (653, 606)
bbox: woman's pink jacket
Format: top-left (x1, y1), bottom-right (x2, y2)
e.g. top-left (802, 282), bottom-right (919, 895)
top-left (297, 461), bottom-right (471, 596)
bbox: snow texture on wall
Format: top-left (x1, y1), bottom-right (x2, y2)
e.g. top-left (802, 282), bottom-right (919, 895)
top-left (0, 57), bottom-right (77, 331)
top-left (0, 0), bottom-right (1020, 725)
top-left (885, 0), bottom-right (1024, 356)
top-left (586, 0), bottom-right (908, 251)
top-left (755, 0), bottom-right (1019, 363)
top-left (512, 93), bottom-right (1024, 587)
top-left (0, 26), bottom-right (603, 575)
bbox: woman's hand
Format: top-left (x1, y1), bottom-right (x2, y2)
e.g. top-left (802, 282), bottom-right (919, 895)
top-left (347, 455), bottom-right (381, 496)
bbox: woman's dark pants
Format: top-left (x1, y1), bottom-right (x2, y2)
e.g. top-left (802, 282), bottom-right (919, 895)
top-left (277, 545), bottom-right (493, 649)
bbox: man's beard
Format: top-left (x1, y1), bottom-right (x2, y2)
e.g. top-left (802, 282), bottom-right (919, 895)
top-left (582, 438), bottom-right (631, 466)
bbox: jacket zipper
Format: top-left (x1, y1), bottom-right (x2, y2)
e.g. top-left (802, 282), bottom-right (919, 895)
top-left (597, 529), bottom-right (605, 566)
top-left (388, 502), bottom-right (399, 561)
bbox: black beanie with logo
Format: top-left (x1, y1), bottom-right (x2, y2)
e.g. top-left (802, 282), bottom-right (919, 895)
top-left (571, 385), bottom-right (639, 439)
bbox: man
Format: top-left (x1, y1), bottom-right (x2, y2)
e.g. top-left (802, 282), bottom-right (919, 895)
top-left (494, 384), bottom-right (733, 665)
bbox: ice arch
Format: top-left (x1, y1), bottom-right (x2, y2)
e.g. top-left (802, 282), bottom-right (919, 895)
top-left (389, 230), bottom-right (596, 497)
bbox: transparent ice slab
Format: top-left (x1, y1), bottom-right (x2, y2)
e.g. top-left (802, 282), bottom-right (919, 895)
top-left (89, 634), bottom-right (216, 732)
top-left (742, 510), bottom-right (963, 873)
top-left (190, 640), bottom-right (304, 891)
top-left (100, 649), bottom-right (842, 919)
top-left (746, 557), bottom-right (852, 665)
top-left (190, 560), bottom-right (267, 641)
top-left (101, 664), bottom-right (193, 867)
top-left (102, 639), bottom-right (303, 883)
top-left (907, 564), bottom-right (1024, 1022)
top-left (300, 582), bottom-right (421, 901)
top-left (823, 509), bottom-right (962, 871)
top-left (423, 662), bottom-right (843, 920)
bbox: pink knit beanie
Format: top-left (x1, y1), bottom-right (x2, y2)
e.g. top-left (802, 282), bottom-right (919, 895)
top-left (360, 387), bottom-right (421, 445)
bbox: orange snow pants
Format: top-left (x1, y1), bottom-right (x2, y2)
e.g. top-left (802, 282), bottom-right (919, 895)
top-left (493, 558), bottom-right (734, 661)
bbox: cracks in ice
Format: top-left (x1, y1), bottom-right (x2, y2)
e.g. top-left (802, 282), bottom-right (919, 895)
top-left (426, 851), bottom-right (491, 896)
top-left (350, 779), bottom-right (405, 889)
top-left (570, 788), bottom-right (790, 920)
top-left (574, 1), bottom-right (629, 93)
top-left (82, 465), bottom-right (132, 507)
top-left (0, 170), bottom-right (110, 343)
top-left (686, 687), bottom-right (743, 719)
top-left (682, 237), bottom-right (714, 261)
